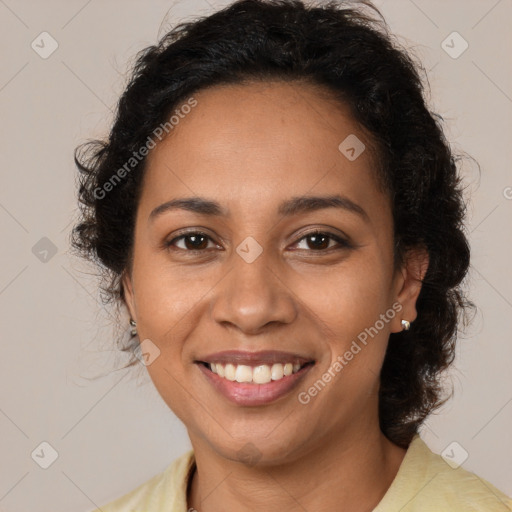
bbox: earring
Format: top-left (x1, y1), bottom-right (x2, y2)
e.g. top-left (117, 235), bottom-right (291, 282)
top-left (401, 319), bottom-right (410, 331)
top-left (130, 319), bottom-right (137, 336)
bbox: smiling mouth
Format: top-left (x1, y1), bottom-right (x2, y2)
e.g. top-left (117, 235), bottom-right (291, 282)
top-left (198, 361), bottom-right (315, 384)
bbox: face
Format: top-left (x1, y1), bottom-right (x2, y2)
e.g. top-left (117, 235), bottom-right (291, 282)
top-left (123, 80), bottom-right (426, 464)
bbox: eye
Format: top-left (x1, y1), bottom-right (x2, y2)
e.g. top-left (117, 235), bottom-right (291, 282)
top-left (164, 230), bottom-right (351, 253)
top-left (166, 232), bottom-right (218, 251)
top-left (292, 231), bottom-right (350, 251)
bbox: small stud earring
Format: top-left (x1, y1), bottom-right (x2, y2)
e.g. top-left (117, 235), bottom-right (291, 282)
top-left (129, 319), bottom-right (137, 336)
top-left (401, 319), bottom-right (410, 331)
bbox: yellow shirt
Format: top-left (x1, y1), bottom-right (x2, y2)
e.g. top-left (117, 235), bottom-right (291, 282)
top-left (93, 435), bottom-right (512, 511)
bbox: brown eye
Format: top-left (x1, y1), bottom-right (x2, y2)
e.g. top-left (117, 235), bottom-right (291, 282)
top-left (305, 233), bottom-right (330, 250)
top-left (294, 231), bottom-right (350, 251)
top-left (166, 232), bottom-right (216, 251)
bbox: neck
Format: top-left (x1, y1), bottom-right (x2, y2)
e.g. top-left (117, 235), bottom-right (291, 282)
top-left (187, 427), bottom-right (407, 512)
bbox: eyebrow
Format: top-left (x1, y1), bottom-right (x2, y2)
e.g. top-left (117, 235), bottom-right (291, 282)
top-left (148, 194), bottom-right (369, 223)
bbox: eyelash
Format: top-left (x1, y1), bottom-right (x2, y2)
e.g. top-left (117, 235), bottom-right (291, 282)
top-left (164, 230), bottom-right (351, 254)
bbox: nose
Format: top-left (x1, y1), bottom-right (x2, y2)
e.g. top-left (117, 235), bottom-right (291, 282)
top-left (210, 249), bottom-right (297, 335)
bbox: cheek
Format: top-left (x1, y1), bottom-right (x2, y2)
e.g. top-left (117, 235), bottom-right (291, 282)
top-left (143, 359), bottom-right (196, 428)
top-left (292, 254), bottom-right (393, 395)
top-left (132, 249), bottom-right (212, 339)
top-left (295, 256), bottom-right (392, 336)
top-left (132, 264), bottom-right (203, 418)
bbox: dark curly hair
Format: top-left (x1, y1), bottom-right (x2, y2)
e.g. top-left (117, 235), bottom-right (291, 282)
top-left (71, 0), bottom-right (474, 448)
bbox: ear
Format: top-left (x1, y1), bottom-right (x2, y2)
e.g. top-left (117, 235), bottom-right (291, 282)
top-left (121, 269), bottom-right (137, 322)
top-left (390, 247), bottom-right (429, 333)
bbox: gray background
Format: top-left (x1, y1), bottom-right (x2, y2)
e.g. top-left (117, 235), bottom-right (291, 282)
top-left (0, 0), bottom-right (511, 510)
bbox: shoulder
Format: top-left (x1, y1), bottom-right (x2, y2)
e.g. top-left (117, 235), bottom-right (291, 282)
top-left (375, 435), bottom-right (512, 512)
top-left (89, 450), bottom-right (195, 512)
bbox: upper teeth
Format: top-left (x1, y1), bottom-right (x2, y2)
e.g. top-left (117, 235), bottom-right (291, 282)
top-left (209, 362), bottom-right (302, 384)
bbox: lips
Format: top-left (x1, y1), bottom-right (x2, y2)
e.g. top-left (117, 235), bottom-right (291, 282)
top-left (195, 350), bottom-right (315, 406)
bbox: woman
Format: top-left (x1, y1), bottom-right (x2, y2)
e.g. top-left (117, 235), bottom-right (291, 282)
top-left (72, 0), bottom-right (512, 510)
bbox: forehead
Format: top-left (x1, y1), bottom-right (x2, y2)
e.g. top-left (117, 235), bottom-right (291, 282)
top-left (139, 80), bottom-right (388, 220)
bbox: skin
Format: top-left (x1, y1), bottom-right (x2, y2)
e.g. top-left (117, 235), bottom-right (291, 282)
top-left (122, 80), bottom-right (429, 512)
